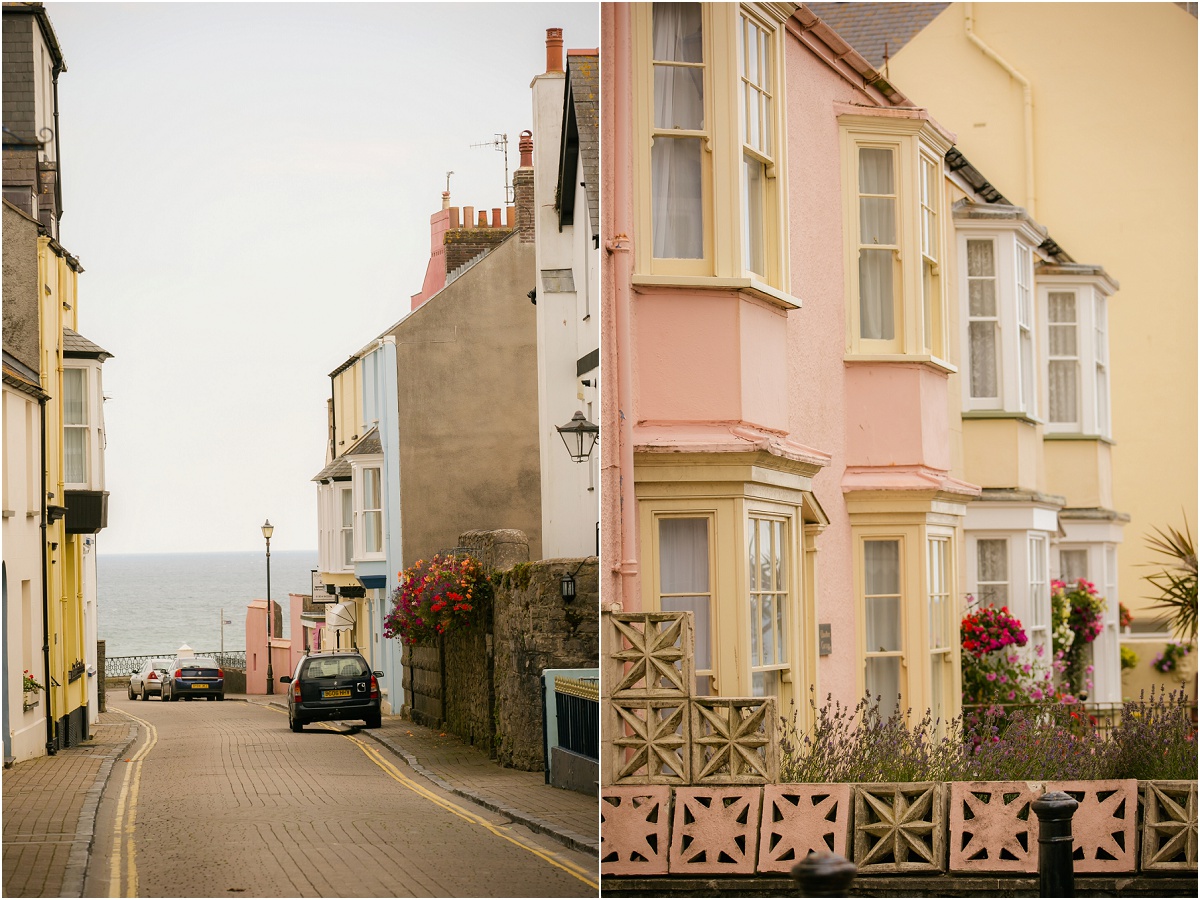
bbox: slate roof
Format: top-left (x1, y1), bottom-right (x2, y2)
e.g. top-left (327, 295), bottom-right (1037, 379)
top-left (343, 425), bottom-right (381, 457)
top-left (62, 327), bottom-right (113, 361)
top-left (806, 2), bottom-right (949, 69)
top-left (562, 51), bottom-right (599, 235)
top-left (310, 455), bottom-right (352, 482)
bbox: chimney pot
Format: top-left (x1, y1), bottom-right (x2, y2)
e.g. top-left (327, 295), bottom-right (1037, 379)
top-left (492, 207), bottom-right (502, 229)
top-left (477, 209), bottom-right (487, 227)
top-left (519, 129), bottom-right (533, 168)
top-left (464, 206), bottom-right (474, 228)
top-left (546, 28), bottom-right (564, 73)
top-left (505, 206), bottom-right (515, 228)
top-left (441, 191), bottom-right (450, 210)
top-left (449, 207), bottom-right (461, 229)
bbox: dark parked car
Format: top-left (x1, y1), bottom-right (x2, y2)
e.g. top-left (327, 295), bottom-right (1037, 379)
top-left (162, 657), bottom-right (225, 701)
top-left (279, 651), bottom-right (382, 732)
top-left (128, 657), bottom-right (173, 701)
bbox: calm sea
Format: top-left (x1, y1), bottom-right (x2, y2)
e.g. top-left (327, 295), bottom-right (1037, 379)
top-left (97, 550), bottom-right (318, 659)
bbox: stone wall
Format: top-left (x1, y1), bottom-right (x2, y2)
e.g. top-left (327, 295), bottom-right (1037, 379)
top-left (403, 642), bottom-right (443, 728)
top-left (493, 556), bottom-right (599, 770)
top-left (442, 592), bottom-right (493, 751)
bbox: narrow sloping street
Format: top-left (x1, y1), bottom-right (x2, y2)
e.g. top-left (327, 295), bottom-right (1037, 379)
top-left (2, 695), bottom-right (596, 898)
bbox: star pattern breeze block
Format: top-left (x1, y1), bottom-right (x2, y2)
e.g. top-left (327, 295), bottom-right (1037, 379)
top-left (669, 787), bottom-right (763, 875)
top-left (852, 782), bottom-right (947, 873)
top-left (603, 611), bottom-right (694, 700)
top-left (604, 696), bottom-right (691, 785)
top-left (690, 696), bottom-right (778, 785)
top-left (1140, 780), bottom-right (1198, 872)
top-left (758, 784), bottom-right (852, 874)
top-left (1043, 779), bottom-right (1137, 873)
top-left (948, 782), bottom-right (1040, 874)
top-left (600, 786), bottom-right (672, 876)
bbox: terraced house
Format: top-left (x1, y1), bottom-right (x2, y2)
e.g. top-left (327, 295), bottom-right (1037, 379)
top-left (3, 1), bottom-right (112, 760)
top-left (599, 0), bottom-right (1133, 756)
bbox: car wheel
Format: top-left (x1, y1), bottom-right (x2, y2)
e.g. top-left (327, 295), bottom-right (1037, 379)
top-left (290, 714), bottom-right (304, 733)
top-left (215, 694), bottom-right (225, 701)
top-left (365, 713), bottom-right (382, 729)
top-left (128, 683), bottom-right (135, 700)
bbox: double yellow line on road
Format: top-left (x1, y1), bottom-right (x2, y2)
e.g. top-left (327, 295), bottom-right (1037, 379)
top-left (109, 708), bottom-right (157, 898)
top-left (345, 731), bottom-right (599, 889)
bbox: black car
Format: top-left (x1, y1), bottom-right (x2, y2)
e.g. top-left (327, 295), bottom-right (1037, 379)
top-left (279, 651), bottom-right (382, 732)
top-left (162, 657), bottom-right (225, 701)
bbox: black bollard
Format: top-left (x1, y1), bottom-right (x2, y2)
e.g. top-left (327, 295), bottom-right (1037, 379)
top-left (1032, 790), bottom-right (1079, 897)
top-left (791, 850), bottom-right (857, 898)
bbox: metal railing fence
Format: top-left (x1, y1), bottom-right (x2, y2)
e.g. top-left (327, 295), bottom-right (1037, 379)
top-left (552, 675), bottom-right (599, 760)
top-left (104, 650), bottom-right (247, 678)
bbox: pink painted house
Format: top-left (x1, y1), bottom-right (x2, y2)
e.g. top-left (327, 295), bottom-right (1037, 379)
top-left (602, 2), bottom-right (986, 730)
top-left (602, 2), bottom-right (1129, 730)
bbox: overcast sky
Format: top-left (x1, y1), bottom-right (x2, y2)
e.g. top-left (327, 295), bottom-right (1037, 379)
top-left (46, 1), bottom-right (599, 555)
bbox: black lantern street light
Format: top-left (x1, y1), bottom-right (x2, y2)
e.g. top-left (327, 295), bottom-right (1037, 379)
top-left (556, 410), bottom-right (599, 463)
top-left (262, 519), bottom-right (274, 695)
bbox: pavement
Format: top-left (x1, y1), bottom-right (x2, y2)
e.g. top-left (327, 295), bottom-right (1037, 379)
top-left (1, 692), bottom-right (598, 898)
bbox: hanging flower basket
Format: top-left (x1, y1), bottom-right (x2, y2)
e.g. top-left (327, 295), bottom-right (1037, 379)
top-left (383, 553), bottom-right (490, 645)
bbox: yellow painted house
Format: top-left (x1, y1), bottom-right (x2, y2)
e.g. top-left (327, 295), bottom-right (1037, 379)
top-left (810, 0), bottom-right (1197, 696)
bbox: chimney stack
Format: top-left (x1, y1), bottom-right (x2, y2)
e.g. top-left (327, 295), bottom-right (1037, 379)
top-left (519, 129), bottom-right (533, 169)
top-left (546, 28), bottom-right (564, 74)
top-left (514, 130), bottom-right (535, 243)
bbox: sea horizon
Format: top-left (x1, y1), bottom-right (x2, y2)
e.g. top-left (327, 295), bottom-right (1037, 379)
top-left (98, 549), bottom-right (319, 659)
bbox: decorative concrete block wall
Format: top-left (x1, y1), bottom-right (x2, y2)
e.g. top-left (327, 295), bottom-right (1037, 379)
top-left (758, 784), bottom-right (852, 873)
top-left (601, 786), bottom-right (672, 876)
top-left (949, 781), bottom-right (1039, 874)
top-left (670, 787), bottom-right (762, 875)
top-left (852, 782), bottom-right (947, 874)
top-left (1141, 780), bottom-right (1198, 872)
top-left (691, 696), bottom-right (778, 784)
top-left (1044, 779), bottom-right (1137, 873)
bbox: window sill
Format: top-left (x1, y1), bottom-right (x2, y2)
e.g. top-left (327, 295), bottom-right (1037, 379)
top-left (962, 410), bottom-right (1043, 426)
top-left (844, 354), bottom-right (957, 375)
top-left (1044, 432), bottom-right (1115, 445)
top-left (632, 274), bottom-right (800, 311)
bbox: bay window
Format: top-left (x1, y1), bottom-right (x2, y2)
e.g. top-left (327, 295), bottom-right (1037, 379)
top-left (63, 367), bottom-right (88, 485)
top-left (863, 538), bottom-right (903, 719)
top-left (657, 515), bottom-right (715, 695)
top-left (928, 535), bottom-right (954, 726)
top-left (361, 466), bottom-right (383, 556)
top-left (634, 2), bottom-right (792, 296)
top-left (1055, 538), bottom-right (1122, 703)
top-left (1028, 534), bottom-right (1049, 655)
top-left (975, 538), bottom-right (1009, 608)
top-left (955, 204), bottom-right (1044, 416)
top-left (1038, 264), bottom-right (1118, 438)
top-left (840, 110), bottom-right (953, 359)
top-left (749, 515), bottom-right (787, 698)
top-left (340, 486), bottom-right (354, 569)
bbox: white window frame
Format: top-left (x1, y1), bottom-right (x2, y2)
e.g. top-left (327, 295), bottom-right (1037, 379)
top-left (654, 511), bottom-right (717, 696)
top-left (1054, 541), bottom-right (1121, 703)
top-left (974, 536), bottom-right (1010, 609)
top-left (840, 111), bottom-right (953, 363)
top-left (1027, 533), bottom-right (1050, 657)
top-left (927, 533), bottom-right (954, 728)
top-left (339, 484), bottom-right (355, 571)
top-left (351, 457), bottom-right (385, 562)
top-left (63, 366), bottom-right (89, 486)
top-left (1038, 269), bottom-right (1116, 439)
top-left (955, 212), bottom-right (1044, 417)
top-left (861, 535), bottom-right (906, 719)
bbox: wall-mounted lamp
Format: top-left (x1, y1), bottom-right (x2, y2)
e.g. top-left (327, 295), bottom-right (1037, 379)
top-left (556, 410), bottom-right (598, 463)
top-left (560, 572), bottom-right (576, 602)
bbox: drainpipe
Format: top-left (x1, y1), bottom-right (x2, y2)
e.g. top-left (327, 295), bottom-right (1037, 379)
top-left (51, 64), bottom-right (64, 229)
top-left (964, 3), bottom-right (1036, 217)
top-left (39, 397), bottom-right (55, 755)
top-left (612, 4), bottom-right (640, 609)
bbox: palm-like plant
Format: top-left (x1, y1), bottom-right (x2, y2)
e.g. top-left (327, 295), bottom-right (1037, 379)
top-left (1143, 517), bottom-right (1198, 642)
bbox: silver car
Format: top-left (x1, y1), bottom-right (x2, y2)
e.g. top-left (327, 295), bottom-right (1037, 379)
top-left (128, 658), bottom-right (173, 701)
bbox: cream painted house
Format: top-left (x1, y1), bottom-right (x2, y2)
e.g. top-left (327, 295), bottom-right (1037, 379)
top-left (810, 0), bottom-right (1197, 693)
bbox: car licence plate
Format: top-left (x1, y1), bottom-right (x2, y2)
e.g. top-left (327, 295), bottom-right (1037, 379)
top-left (191, 684), bottom-right (208, 689)
top-left (323, 689), bottom-right (352, 698)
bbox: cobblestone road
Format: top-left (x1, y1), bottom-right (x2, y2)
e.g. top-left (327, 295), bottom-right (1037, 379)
top-left (86, 696), bottom-right (596, 897)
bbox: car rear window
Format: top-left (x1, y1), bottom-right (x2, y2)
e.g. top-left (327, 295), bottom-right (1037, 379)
top-left (177, 659), bottom-right (219, 674)
top-left (304, 657), bottom-right (368, 679)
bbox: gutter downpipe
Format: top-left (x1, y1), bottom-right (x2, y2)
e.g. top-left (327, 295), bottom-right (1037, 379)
top-left (39, 396), bottom-right (55, 755)
top-left (51, 65), bottom-right (64, 230)
top-left (964, 3), bottom-right (1036, 217)
top-left (613, 4), bottom-right (640, 608)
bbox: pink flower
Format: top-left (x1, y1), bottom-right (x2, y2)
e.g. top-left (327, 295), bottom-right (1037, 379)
top-left (1030, 688), bottom-right (1044, 700)
top-left (986, 672), bottom-right (997, 682)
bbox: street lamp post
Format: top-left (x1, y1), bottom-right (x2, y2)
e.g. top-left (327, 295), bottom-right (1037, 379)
top-left (262, 519), bottom-right (274, 694)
